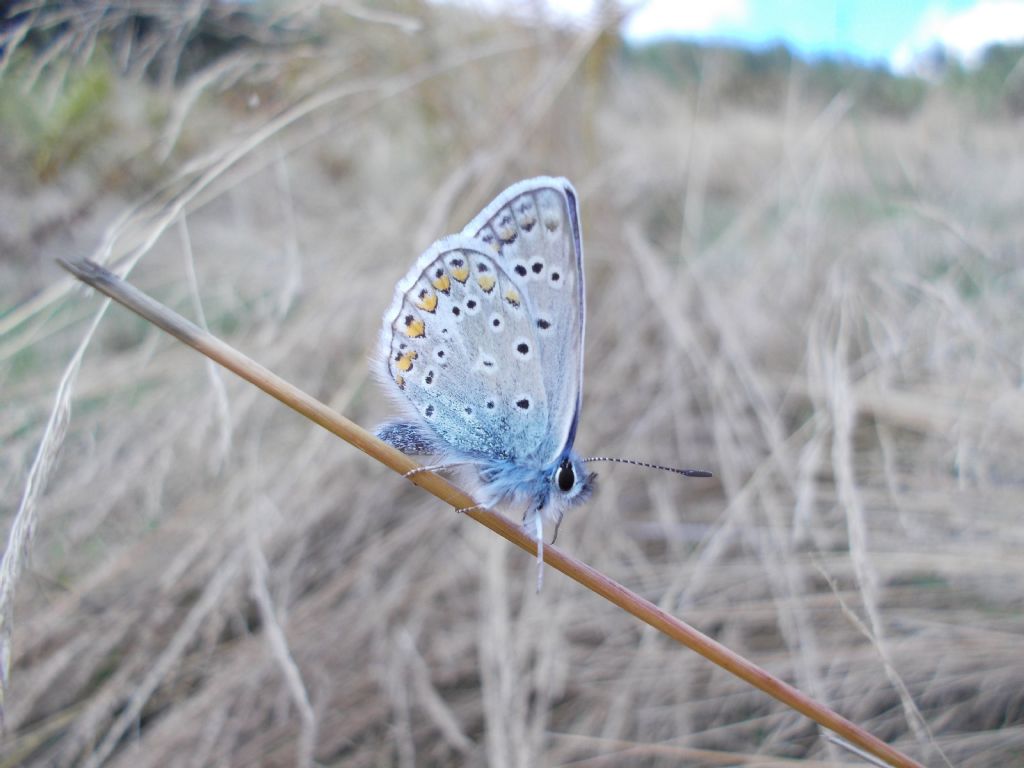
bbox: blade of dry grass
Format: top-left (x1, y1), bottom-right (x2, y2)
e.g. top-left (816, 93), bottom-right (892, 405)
top-left (246, 531), bottom-right (316, 768)
top-left (82, 549), bottom-right (244, 768)
top-left (0, 300), bottom-right (107, 717)
top-left (824, 279), bottom-right (948, 767)
top-left (57, 257), bottom-right (927, 768)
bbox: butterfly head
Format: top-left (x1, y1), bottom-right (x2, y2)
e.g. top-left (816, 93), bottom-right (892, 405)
top-left (550, 452), bottom-right (596, 510)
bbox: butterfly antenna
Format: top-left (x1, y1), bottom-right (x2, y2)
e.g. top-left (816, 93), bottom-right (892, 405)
top-left (582, 456), bottom-right (713, 478)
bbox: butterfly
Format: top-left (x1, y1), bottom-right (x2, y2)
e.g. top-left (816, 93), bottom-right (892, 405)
top-left (375, 177), bottom-right (709, 587)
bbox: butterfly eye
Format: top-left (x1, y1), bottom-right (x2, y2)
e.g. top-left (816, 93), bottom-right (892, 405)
top-left (556, 459), bottom-right (575, 492)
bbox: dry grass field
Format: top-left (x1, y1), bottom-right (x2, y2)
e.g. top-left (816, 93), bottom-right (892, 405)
top-left (2, 3), bottom-right (1023, 766)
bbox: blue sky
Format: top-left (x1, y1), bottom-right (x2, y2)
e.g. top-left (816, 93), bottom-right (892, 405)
top-left (542, 0), bottom-right (1024, 71)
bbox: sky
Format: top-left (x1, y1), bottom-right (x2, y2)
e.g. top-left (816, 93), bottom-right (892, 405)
top-left (539, 0), bottom-right (1024, 71)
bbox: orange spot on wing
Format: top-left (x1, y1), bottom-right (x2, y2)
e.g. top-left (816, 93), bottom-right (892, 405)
top-left (405, 319), bottom-right (425, 338)
top-left (504, 289), bottom-right (520, 307)
top-left (396, 350), bottom-right (417, 372)
top-left (477, 275), bottom-right (496, 293)
top-left (452, 265), bottom-right (469, 283)
top-left (431, 273), bottom-right (451, 293)
top-left (415, 292), bottom-right (438, 312)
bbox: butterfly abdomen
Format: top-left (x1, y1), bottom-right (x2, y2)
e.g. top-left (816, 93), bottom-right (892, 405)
top-left (375, 421), bottom-right (440, 455)
top-left (475, 459), bottom-right (550, 510)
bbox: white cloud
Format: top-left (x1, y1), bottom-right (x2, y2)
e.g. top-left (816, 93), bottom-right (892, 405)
top-left (891, 1), bottom-right (1024, 73)
top-left (433, 1), bottom-right (749, 39)
top-left (622, 0), bottom-right (750, 42)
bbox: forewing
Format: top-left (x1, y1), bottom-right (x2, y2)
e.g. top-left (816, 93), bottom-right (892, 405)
top-left (378, 235), bottom-right (549, 462)
top-left (463, 177), bottom-right (584, 463)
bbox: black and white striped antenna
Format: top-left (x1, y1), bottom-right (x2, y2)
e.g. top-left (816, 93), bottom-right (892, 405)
top-left (582, 456), bottom-right (712, 478)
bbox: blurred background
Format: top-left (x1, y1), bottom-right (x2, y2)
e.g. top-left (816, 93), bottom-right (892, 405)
top-left (2, 1), bottom-right (1023, 765)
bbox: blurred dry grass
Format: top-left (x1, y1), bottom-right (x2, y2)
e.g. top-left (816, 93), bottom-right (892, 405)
top-left (2, 2), bottom-right (1024, 766)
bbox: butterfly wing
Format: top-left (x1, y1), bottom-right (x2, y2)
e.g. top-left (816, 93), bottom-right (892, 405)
top-left (463, 177), bottom-right (584, 464)
top-left (378, 235), bottom-right (552, 463)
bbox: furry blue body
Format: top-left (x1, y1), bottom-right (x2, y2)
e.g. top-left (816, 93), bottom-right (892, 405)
top-left (376, 420), bottom-right (594, 528)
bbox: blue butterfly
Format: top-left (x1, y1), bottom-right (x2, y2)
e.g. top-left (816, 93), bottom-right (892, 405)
top-left (376, 177), bottom-right (708, 583)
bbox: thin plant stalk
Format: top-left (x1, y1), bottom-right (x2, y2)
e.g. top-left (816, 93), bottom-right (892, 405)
top-left (58, 257), bottom-right (926, 768)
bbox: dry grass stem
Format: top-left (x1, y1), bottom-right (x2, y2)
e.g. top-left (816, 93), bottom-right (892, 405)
top-left (57, 258), bottom-right (924, 768)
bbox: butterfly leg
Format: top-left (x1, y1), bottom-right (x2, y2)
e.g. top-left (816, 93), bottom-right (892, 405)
top-left (551, 511), bottom-right (564, 545)
top-left (402, 462), bottom-right (474, 478)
